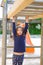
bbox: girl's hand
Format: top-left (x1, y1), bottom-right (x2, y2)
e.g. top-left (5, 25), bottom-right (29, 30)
top-left (25, 16), bottom-right (29, 23)
top-left (11, 16), bottom-right (17, 22)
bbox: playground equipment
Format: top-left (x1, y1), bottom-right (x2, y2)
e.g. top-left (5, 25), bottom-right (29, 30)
top-left (26, 32), bottom-right (35, 53)
top-left (7, 0), bottom-right (43, 19)
top-left (1, 0), bottom-right (43, 65)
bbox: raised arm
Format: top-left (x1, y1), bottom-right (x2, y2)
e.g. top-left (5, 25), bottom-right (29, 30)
top-left (12, 17), bottom-right (16, 36)
top-left (23, 16), bottom-right (29, 34)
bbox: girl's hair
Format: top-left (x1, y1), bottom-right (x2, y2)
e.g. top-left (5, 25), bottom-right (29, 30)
top-left (16, 26), bottom-right (24, 34)
top-left (16, 26), bottom-right (23, 30)
top-left (16, 26), bottom-right (25, 36)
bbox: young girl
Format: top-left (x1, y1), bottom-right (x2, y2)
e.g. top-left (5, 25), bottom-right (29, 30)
top-left (12, 16), bottom-right (28, 65)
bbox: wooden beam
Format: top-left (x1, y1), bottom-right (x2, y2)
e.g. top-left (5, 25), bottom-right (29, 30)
top-left (19, 11), bottom-right (42, 14)
top-left (32, 2), bottom-right (43, 6)
top-left (41, 18), bottom-right (43, 65)
top-left (17, 13), bottom-right (43, 20)
top-left (7, 0), bottom-right (34, 19)
top-left (22, 9), bottom-right (43, 12)
top-left (26, 7), bottom-right (43, 9)
top-left (17, 11), bottom-right (43, 17)
top-left (30, 13), bottom-right (43, 19)
top-left (17, 14), bottom-right (36, 16)
top-left (24, 8), bottom-right (43, 11)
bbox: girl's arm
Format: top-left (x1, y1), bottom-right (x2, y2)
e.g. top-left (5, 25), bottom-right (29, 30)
top-left (13, 22), bottom-right (16, 35)
top-left (12, 17), bottom-right (16, 35)
top-left (23, 16), bottom-right (29, 34)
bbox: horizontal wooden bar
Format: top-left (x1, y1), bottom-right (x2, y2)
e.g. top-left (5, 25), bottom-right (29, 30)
top-left (6, 57), bottom-right (40, 59)
top-left (6, 46), bottom-right (41, 48)
top-left (30, 13), bottom-right (43, 19)
top-left (7, 0), bottom-right (34, 18)
top-left (32, 2), bottom-right (43, 6)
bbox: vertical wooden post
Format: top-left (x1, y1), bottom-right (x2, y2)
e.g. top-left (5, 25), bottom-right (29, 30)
top-left (2, 0), bottom-right (7, 65)
top-left (41, 18), bottom-right (43, 65)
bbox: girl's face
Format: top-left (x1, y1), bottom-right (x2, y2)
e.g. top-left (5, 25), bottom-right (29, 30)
top-left (17, 28), bottom-right (23, 36)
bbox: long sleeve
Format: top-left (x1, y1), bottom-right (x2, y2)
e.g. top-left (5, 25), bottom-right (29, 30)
top-left (23, 23), bottom-right (28, 34)
top-left (13, 22), bottom-right (16, 35)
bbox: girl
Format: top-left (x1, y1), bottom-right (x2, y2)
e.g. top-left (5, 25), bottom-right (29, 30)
top-left (12, 16), bottom-right (28, 65)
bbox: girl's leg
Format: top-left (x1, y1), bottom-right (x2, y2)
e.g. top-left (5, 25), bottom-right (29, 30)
top-left (18, 54), bottom-right (24, 65)
top-left (12, 54), bottom-right (17, 65)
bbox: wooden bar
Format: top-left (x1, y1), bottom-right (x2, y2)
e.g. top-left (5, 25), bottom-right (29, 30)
top-left (8, 0), bottom-right (34, 18)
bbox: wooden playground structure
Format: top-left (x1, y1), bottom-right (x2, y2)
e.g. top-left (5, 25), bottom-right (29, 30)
top-left (0, 0), bottom-right (43, 65)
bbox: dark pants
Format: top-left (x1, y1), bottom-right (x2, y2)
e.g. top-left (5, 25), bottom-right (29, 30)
top-left (12, 54), bottom-right (24, 65)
